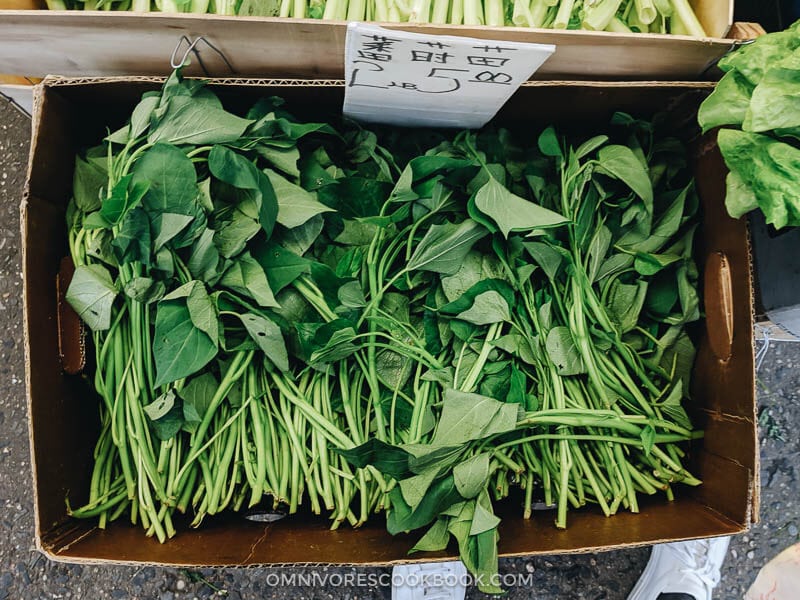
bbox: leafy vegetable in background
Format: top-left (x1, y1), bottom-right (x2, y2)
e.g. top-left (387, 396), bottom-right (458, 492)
top-left (698, 20), bottom-right (800, 229)
top-left (44, 0), bottom-right (706, 36)
top-left (66, 69), bottom-right (702, 592)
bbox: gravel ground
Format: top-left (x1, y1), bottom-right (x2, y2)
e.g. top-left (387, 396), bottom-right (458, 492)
top-left (1, 93), bottom-right (798, 600)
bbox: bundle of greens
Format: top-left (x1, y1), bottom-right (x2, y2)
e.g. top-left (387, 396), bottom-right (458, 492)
top-left (45, 0), bottom-right (707, 37)
top-left (66, 70), bottom-right (702, 592)
top-left (698, 20), bottom-right (800, 229)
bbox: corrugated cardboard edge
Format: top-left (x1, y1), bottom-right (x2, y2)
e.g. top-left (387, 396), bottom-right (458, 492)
top-left (40, 75), bottom-right (717, 90)
top-left (23, 81), bottom-right (47, 557)
top-left (38, 516), bottom-right (742, 568)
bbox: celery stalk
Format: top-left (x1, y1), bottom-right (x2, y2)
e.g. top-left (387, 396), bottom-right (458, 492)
top-left (669, 9), bottom-right (687, 34)
top-left (190, 0), bottom-right (209, 11)
top-left (605, 15), bottom-right (632, 31)
top-left (347, 0), bottom-right (365, 19)
top-left (529, 0), bottom-right (547, 26)
top-left (375, 0), bottom-right (389, 20)
top-left (652, 0), bottom-right (671, 16)
top-left (582, 0), bottom-right (622, 30)
top-left (553, 0), bottom-right (573, 28)
top-left (512, 0), bottom-right (534, 26)
top-left (294, 0), bottom-right (306, 17)
top-left (449, 0), bottom-right (463, 23)
top-left (161, 0), bottom-right (181, 11)
top-left (431, 0), bottom-right (449, 23)
top-left (45, 0), bottom-right (69, 8)
top-left (669, 0), bottom-right (705, 36)
top-left (279, 0), bottom-right (291, 16)
top-left (484, 0), bottom-right (504, 25)
top-left (463, 0), bottom-right (482, 23)
top-left (131, 0), bottom-right (150, 10)
top-left (634, 0), bottom-right (656, 24)
top-left (387, 0), bottom-right (402, 19)
top-left (408, 0), bottom-right (431, 22)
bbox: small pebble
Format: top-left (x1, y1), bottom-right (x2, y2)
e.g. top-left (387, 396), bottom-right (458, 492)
top-left (788, 523), bottom-right (799, 537)
top-left (176, 580), bottom-right (186, 591)
top-left (747, 551), bottom-right (755, 560)
top-left (525, 563), bottom-right (534, 573)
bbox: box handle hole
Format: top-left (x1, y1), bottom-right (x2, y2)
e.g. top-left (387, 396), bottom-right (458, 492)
top-left (704, 251), bottom-right (734, 362)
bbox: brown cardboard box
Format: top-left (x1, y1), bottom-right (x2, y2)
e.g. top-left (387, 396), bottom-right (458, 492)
top-left (0, 0), bottom-right (747, 81)
top-left (23, 77), bottom-right (757, 566)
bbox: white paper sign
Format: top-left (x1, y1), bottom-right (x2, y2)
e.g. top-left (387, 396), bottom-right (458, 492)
top-left (343, 23), bottom-right (555, 129)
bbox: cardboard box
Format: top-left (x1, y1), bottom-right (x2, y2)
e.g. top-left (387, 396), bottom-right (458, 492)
top-left (23, 77), bottom-right (757, 566)
top-left (0, 0), bottom-right (748, 81)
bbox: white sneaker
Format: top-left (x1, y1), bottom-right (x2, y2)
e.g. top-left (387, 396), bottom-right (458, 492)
top-left (627, 537), bottom-right (731, 600)
top-left (392, 561), bottom-right (468, 600)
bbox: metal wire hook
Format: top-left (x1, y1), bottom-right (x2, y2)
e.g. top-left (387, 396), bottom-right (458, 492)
top-left (170, 35), bottom-right (236, 76)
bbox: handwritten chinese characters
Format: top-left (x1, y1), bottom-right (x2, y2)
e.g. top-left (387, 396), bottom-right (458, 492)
top-left (343, 23), bottom-right (555, 128)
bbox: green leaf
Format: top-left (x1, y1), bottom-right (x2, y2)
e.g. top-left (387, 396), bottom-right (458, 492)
top-left (597, 145), bottom-right (653, 205)
top-left (264, 168), bottom-right (334, 229)
top-left (717, 22), bottom-right (800, 85)
top-left (717, 128), bottom-right (800, 229)
top-left (112, 207), bottom-right (151, 265)
top-left (453, 453), bottom-right (491, 499)
top-left (400, 469), bottom-right (440, 508)
top-left (220, 253), bottom-right (279, 308)
top-left (100, 175), bottom-right (149, 225)
top-left (537, 126), bottom-right (562, 158)
top-left (153, 296), bottom-right (218, 387)
top-left (456, 291), bottom-right (511, 326)
top-left (214, 208), bottom-right (261, 259)
top-left (698, 70), bottom-right (754, 133)
top-left (545, 326), bottom-right (586, 375)
top-left (659, 382), bottom-right (692, 430)
top-left (586, 225), bottom-right (612, 282)
top-left (634, 252), bottom-right (682, 276)
top-left (386, 476), bottom-right (462, 535)
top-left (143, 390), bottom-right (176, 421)
top-left (407, 220), bottom-right (488, 275)
top-left (124, 277), bottom-right (165, 304)
top-left (507, 364), bottom-right (527, 405)
top-left (130, 94), bottom-right (160, 140)
top-left (132, 143), bottom-right (198, 217)
top-left (280, 214), bottom-right (324, 256)
top-left (317, 177), bottom-right (390, 218)
top-left (606, 280), bottom-right (648, 333)
top-left (470, 496), bottom-right (500, 536)
top-left (148, 96), bottom-right (253, 146)
top-left (335, 439), bottom-right (411, 479)
top-left (725, 170), bottom-right (759, 219)
top-left (574, 135), bottom-right (609, 159)
top-left (65, 264), bottom-right (117, 331)
top-left (236, 312), bottom-right (289, 371)
top-left (523, 242), bottom-right (564, 282)
top-left (152, 213), bottom-right (194, 251)
top-left (641, 425), bottom-right (656, 456)
top-left (337, 281), bottom-right (367, 309)
top-left (148, 393), bottom-right (185, 441)
top-left (410, 518), bottom-right (450, 553)
top-left (474, 177), bottom-right (567, 238)
top-left (491, 333), bottom-right (537, 365)
top-left (255, 144), bottom-right (301, 177)
top-left (209, 145), bottom-right (279, 238)
top-left (187, 228), bottom-right (221, 283)
top-left (431, 389), bottom-right (519, 446)
top-left (180, 372), bottom-right (218, 433)
top-left (252, 241), bottom-right (310, 294)
top-left (73, 154), bottom-right (107, 212)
